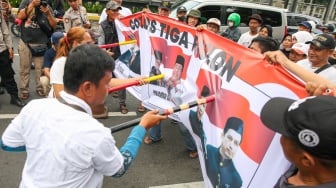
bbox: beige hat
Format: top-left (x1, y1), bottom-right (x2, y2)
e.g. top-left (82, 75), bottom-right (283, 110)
top-left (291, 42), bottom-right (309, 56)
top-left (207, 18), bottom-right (221, 27)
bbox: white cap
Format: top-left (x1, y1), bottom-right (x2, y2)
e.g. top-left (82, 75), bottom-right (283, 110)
top-left (291, 43), bottom-right (309, 56)
top-left (207, 18), bottom-right (221, 27)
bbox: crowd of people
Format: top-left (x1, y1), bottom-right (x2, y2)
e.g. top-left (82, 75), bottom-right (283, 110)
top-left (1, 0), bottom-right (336, 187)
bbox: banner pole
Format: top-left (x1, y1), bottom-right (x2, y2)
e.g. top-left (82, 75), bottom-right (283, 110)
top-left (99, 40), bottom-right (137, 49)
top-left (110, 95), bottom-right (215, 133)
top-left (108, 74), bottom-right (164, 93)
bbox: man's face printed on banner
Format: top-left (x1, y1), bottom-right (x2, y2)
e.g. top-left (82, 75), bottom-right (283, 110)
top-left (220, 129), bottom-right (242, 159)
top-left (171, 63), bottom-right (183, 80)
top-left (155, 58), bottom-right (162, 68)
top-left (197, 103), bottom-right (206, 120)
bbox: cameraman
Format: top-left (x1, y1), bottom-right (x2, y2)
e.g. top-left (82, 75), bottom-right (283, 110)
top-left (17, 0), bottom-right (57, 100)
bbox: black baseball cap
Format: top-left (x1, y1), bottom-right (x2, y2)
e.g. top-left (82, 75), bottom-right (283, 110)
top-left (306, 33), bottom-right (336, 50)
top-left (261, 96), bottom-right (336, 160)
top-left (177, 6), bottom-right (187, 13)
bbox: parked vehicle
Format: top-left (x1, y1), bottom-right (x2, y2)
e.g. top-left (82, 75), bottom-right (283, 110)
top-left (286, 12), bottom-right (323, 34)
top-left (169, 0), bottom-right (288, 41)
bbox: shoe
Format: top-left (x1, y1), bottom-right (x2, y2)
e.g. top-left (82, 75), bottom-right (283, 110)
top-left (112, 92), bottom-right (118, 98)
top-left (10, 95), bottom-right (26, 107)
top-left (137, 104), bottom-right (145, 112)
top-left (36, 90), bottom-right (45, 97)
top-left (120, 104), bottom-right (128, 114)
top-left (20, 93), bottom-right (29, 100)
top-left (0, 87), bottom-right (5, 95)
top-left (188, 150), bottom-right (198, 159)
top-left (144, 136), bottom-right (162, 144)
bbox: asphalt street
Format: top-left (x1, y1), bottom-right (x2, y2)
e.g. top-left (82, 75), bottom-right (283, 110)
top-left (0, 32), bottom-right (203, 187)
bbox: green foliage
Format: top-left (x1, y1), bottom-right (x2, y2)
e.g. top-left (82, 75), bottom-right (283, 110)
top-left (9, 0), bottom-right (21, 7)
top-left (83, 1), bottom-right (104, 14)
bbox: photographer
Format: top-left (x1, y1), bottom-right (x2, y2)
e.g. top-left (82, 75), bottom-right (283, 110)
top-left (17, 0), bottom-right (57, 100)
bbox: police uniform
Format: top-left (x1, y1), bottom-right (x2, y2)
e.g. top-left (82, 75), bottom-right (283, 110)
top-left (63, 6), bottom-right (90, 32)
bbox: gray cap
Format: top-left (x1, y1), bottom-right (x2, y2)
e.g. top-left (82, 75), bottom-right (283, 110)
top-left (106, 1), bottom-right (122, 10)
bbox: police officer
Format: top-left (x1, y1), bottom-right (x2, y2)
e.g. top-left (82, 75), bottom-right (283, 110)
top-left (63, 0), bottom-right (90, 32)
top-left (0, 7), bottom-right (25, 107)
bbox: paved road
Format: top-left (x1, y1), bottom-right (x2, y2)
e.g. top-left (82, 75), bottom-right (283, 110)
top-left (0, 33), bottom-right (204, 187)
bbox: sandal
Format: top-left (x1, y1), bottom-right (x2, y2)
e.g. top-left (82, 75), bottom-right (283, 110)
top-left (137, 104), bottom-right (145, 112)
top-left (144, 136), bottom-right (162, 144)
top-left (189, 150), bottom-right (198, 159)
top-left (112, 92), bottom-right (118, 98)
top-left (20, 93), bottom-right (29, 100)
top-left (120, 104), bottom-right (128, 114)
top-left (37, 90), bottom-right (45, 97)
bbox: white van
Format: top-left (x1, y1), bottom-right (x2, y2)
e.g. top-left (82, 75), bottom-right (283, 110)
top-left (170, 0), bottom-right (288, 41)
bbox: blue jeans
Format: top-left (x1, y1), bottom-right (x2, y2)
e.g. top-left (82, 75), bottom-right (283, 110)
top-left (148, 121), bottom-right (162, 141)
top-left (178, 122), bottom-right (197, 151)
top-left (148, 121), bottom-right (196, 151)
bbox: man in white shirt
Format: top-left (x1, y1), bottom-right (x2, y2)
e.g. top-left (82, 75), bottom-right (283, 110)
top-left (297, 33), bottom-right (336, 83)
top-left (1, 44), bottom-right (166, 188)
top-left (99, 0), bottom-right (132, 24)
top-left (237, 14), bottom-right (262, 47)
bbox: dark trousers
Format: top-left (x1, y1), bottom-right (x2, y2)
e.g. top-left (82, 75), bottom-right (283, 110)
top-left (0, 49), bottom-right (19, 96)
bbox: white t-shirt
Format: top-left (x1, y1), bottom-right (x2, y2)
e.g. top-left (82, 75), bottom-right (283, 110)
top-left (2, 91), bottom-right (124, 188)
top-left (237, 32), bottom-right (258, 47)
top-left (297, 59), bottom-right (336, 83)
top-left (49, 56), bottom-right (67, 98)
top-left (99, 6), bottom-right (132, 24)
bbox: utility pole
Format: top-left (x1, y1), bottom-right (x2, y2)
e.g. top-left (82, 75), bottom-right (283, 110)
top-left (291, 0), bottom-right (298, 12)
top-left (324, 0), bottom-right (336, 23)
top-left (284, 0), bottom-right (289, 9)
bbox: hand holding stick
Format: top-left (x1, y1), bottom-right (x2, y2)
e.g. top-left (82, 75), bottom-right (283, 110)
top-left (108, 74), bottom-right (164, 93)
top-left (110, 95), bottom-right (216, 133)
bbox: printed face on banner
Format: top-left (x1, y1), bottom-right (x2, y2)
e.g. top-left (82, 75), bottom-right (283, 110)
top-left (220, 129), bottom-right (242, 159)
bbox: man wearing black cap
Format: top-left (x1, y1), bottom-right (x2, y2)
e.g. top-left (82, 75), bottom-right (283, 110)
top-left (166, 55), bottom-right (185, 105)
top-left (296, 33), bottom-right (336, 83)
top-left (238, 14), bottom-right (262, 47)
top-left (176, 6), bottom-right (187, 22)
top-left (205, 117), bottom-right (244, 188)
top-left (261, 96), bottom-right (336, 187)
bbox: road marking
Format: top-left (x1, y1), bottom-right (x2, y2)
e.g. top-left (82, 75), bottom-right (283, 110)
top-left (0, 112), bottom-right (137, 120)
top-left (149, 181), bottom-right (205, 188)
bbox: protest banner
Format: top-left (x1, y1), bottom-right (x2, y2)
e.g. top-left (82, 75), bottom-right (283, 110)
top-left (114, 12), bottom-right (308, 187)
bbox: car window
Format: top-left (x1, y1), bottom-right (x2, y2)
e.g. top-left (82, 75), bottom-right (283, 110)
top-left (169, 0), bottom-right (200, 18)
top-left (198, 6), bottom-right (282, 27)
top-left (287, 15), bottom-right (307, 26)
top-left (253, 9), bottom-right (282, 27)
top-left (198, 5), bottom-right (222, 23)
